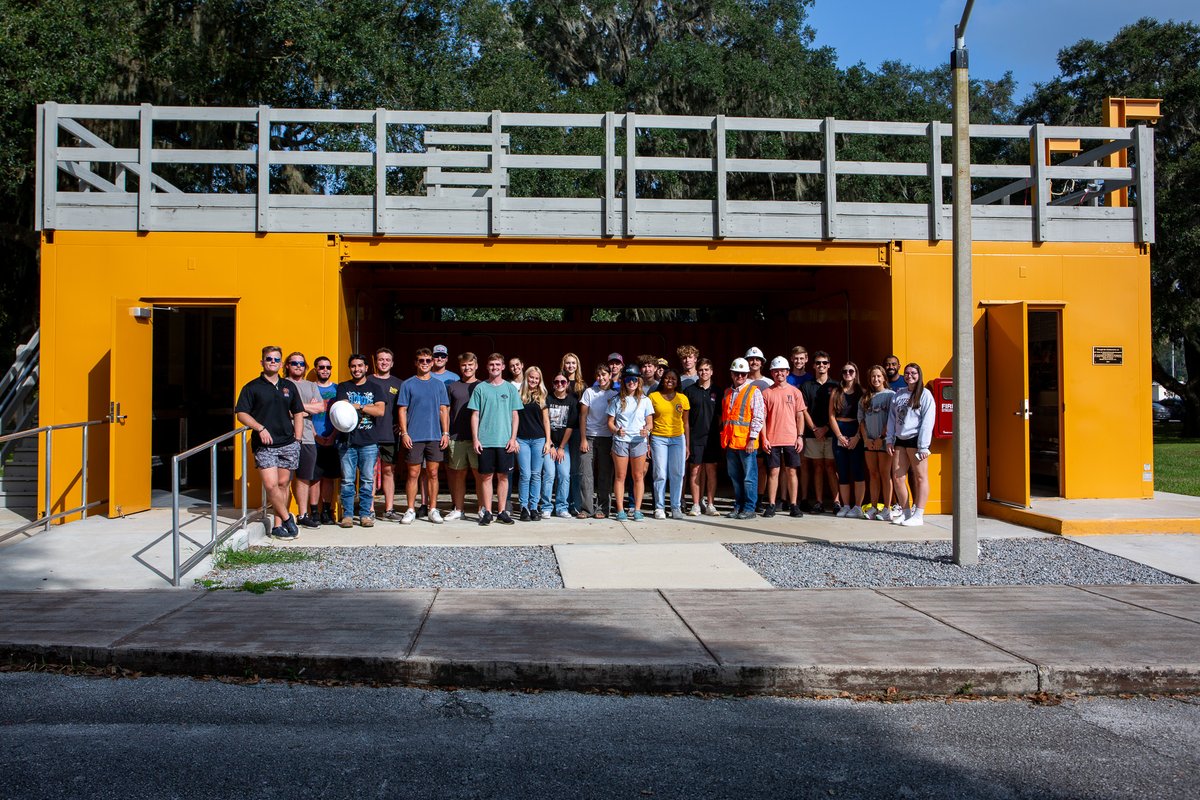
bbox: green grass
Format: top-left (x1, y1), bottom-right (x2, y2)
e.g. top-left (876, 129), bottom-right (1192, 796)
top-left (194, 577), bottom-right (294, 593)
top-left (1153, 431), bottom-right (1200, 496)
top-left (213, 546), bottom-right (318, 570)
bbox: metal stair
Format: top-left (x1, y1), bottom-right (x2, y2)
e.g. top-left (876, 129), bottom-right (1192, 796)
top-left (0, 330), bottom-right (39, 515)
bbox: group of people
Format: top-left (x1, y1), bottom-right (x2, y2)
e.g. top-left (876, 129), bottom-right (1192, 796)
top-left (234, 343), bottom-right (937, 539)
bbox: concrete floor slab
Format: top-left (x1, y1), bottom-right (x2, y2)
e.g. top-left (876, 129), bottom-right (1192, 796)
top-left (662, 588), bottom-right (1037, 694)
top-left (411, 589), bottom-right (711, 666)
top-left (1080, 584), bottom-right (1200, 625)
top-left (1066, 533), bottom-right (1200, 583)
top-left (985, 492), bottom-right (1200, 535)
top-left (555, 543), bottom-right (772, 589)
top-left (879, 585), bottom-right (1200, 693)
top-left (113, 590), bottom-right (434, 659)
top-left (0, 590), bottom-right (199, 648)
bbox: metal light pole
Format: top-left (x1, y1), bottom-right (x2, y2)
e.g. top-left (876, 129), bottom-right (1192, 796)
top-left (951, 1), bottom-right (979, 565)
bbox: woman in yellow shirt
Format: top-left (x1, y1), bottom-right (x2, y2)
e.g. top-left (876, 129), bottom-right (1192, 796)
top-left (648, 370), bottom-right (691, 520)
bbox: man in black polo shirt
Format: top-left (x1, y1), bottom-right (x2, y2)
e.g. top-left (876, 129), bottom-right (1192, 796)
top-left (235, 345), bottom-right (305, 539)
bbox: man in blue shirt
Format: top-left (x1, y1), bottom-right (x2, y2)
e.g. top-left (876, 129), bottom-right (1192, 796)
top-left (398, 348), bottom-right (451, 524)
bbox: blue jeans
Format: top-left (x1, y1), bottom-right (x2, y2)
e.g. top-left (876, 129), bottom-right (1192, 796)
top-left (567, 437), bottom-right (583, 513)
top-left (541, 448), bottom-right (570, 514)
top-left (650, 434), bottom-right (686, 511)
top-left (337, 442), bottom-right (378, 518)
top-left (516, 437), bottom-right (546, 512)
top-left (725, 447), bottom-right (759, 514)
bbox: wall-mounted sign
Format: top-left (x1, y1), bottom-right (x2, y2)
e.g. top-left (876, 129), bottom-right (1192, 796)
top-left (1093, 346), bottom-right (1123, 365)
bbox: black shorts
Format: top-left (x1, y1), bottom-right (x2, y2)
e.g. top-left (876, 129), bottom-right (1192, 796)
top-left (404, 440), bottom-right (446, 465)
top-left (688, 437), bottom-right (722, 465)
top-left (765, 444), bottom-right (802, 469)
top-left (298, 443), bottom-right (340, 480)
top-left (895, 436), bottom-right (918, 449)
top-left (377, 442), bottom-right (398, 464)
top-left (478, 446), bottom-right (515, 475)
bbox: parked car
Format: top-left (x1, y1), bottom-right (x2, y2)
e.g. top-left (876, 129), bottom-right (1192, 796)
top-left (1152, 402), bottom-right (1170, 422)
top-left (1159, 397), bottom-right (1185, 421)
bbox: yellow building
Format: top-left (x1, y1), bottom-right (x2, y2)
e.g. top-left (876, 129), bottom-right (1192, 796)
top-left (34, 104), bottom-right (1155, 519)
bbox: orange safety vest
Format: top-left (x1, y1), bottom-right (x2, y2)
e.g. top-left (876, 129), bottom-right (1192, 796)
top-left (720, 383), bottom-right (760, 450)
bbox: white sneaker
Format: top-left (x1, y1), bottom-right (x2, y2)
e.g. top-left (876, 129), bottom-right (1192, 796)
top-left (444, 509), bottom-right (463, 522)
top-left (688, 504), bottom-right (702, 517)
top-left (864, 506), bottom-right (877, 521)
top-left (400, 508), bottom-right (417, 525)
top-left (847, 506), bottom-right (864, 519)
top-left (704, 503), bottom-right (720, 517)
top-left (836, 505), bottom-right (852, 518)
top-left (901, 510), bottom-right (924, 527)
top-left (654, 508), bottom-right (667, 520)
top-left (428, 508), bottom-right (443, 524)
top-left (555, 510), bottom-right (572, 519)
top-left (889, 505), bottom-right (905, 523)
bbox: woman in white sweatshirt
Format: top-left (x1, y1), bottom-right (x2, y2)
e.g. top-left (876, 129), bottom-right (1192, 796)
top-left (885, 362), bottom-right (935, 526)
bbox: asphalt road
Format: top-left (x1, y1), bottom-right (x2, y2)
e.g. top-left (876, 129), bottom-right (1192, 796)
top-left (2, 673), bottom-right (1197, 799)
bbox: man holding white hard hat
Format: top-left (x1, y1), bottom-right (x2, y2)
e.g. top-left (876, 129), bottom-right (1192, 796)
top-left (334, 354), bottom-right (386, 527)
top-left (235, 345), bottom-right (306, 540)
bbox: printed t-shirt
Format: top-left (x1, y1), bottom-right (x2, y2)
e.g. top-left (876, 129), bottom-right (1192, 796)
top-left (467, 380), bottom-right (522, 448)
top-left (547, 394), bottom-right (580, 446)
top-left (371, 375), bottom-right (403, 444)
top-left (607, 394), bottom-right (655, 443)
top-left (335, 377), bottom-right (387, 447)
top-left (648, 391), bottom-right (690, 438)
top-left (398, 375), bottom-right (450, 442)
top-left (580, 386), bottom-right (617, 438)
top-left (763, 383), bottom-right (807, 445)
top-left (447, 380), bottom-right (479, 440)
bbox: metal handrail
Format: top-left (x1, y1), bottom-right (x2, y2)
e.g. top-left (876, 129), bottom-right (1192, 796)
top-left (170, 425), bottom-right (266, 586)
top-left (0, 419), bottom-right (107, 544)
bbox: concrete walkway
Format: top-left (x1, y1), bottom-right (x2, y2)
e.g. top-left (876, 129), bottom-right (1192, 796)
top-left (2, 584), bottom-right (1198, 696)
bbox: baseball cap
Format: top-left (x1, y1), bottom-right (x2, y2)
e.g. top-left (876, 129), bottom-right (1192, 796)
top-left (745, 346), bottom-right (765, 360)
top-left (622, 365), bottom-right (641, 379)
top-left (432, 344), bottom-right (449, 356)
top-left (656, 357), bottom-right (669, 367)
top-left (607, 352), bottom-right (624, 363)
top-left (729, 358), bottom-right (750, 373)
top-left (769, 356), bottom-right (789, 370)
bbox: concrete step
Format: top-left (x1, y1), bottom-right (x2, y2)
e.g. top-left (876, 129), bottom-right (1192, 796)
top-left (1, 462), bottom-right (37, 480)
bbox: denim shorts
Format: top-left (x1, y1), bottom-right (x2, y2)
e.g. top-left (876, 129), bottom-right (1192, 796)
top-left (612, 438), bottom-right (648, 458)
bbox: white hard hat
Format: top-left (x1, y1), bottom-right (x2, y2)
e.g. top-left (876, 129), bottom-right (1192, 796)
top-left (329, 399), bottom-right (359, 433)
top-left (745, 346), bottom-right (765, 359)
top-left (729, 358), bottom-right (750, 373)
top-left (769, 356), bottom-right (789, 370)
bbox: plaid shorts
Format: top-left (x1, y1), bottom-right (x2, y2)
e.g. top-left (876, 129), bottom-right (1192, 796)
top-left (253, 440), bottom-right (300, 471)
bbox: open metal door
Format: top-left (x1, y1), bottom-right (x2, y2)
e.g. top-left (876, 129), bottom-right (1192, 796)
top-left (108, 299), bottom-right (153, 517)
top-left (986, 302), bottom-right (1031, 507)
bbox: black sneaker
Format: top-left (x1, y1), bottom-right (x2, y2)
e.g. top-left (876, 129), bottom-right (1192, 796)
top-left (519, 508), bottom-right (531, 522)
top-left (275, 524), bottom-right (298, 540)
top-left (497, 510), bottom-right (515, 525)
top-left (779, 502), bottom-right (791, 513)
top-left (762, 505), bottom-right (776, 518)
top-left (530, 509), bottom-right (542, 521)
top-left (811, 502), bottom-right (824, 515)
top-left (417, 504), bottom-right (429, 519)
top-left (790, 504), bottom-right (804, 518)
top-left (297, 514), bottom-right (320, 529)
top-left (284, 515), bottom-right (299, 536)
top-left (268, 525), bottom-right (287, 539)
top-left (319, 507), bottom-right (334, 525)
top-left (478, 509), bottom-right (493, 526)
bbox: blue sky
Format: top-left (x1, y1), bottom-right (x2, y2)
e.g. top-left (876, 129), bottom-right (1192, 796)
top-left (805, 0), bottom-right (1199, 100)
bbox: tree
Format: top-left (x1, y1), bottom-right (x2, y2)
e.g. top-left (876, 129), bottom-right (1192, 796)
top-left (1019, 18), bottom-right (1200, 435)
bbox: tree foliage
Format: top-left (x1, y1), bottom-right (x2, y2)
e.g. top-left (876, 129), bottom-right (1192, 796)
top-left (1019, 18), bottom-right (1200, 434)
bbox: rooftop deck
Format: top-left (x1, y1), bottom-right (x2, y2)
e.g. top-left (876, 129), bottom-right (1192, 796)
top-left (36, 104), bottom-right (1154, 245)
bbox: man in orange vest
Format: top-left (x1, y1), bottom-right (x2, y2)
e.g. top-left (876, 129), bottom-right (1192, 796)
top-left (721, 357), bottom-right (766, 520)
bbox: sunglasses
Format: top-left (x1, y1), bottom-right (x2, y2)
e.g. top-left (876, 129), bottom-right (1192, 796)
top-left (843, 368), bottom-right (856, 374)
top-left (316, 365), bottom-right (331, 370)
top-left (814, 360), bottom-right (830, 365)
top-left (434, 354), bottom-right (447, 359)
top-left (417, 358), bottom-right (433, 364)
top-left (288, 360), bottom-right (306, 367)
top-left (623, 376), bottom-right (640, 382)
top-left (552, 379), bottom-right (568, 385)
top-left (263, 356), bottom-right (281, 363)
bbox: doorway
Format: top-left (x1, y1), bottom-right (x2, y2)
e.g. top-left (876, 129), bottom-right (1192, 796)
top-left (1028, 309), bottom-right (1063, 497)
top-left (150, 306), bottom-right (236, 495)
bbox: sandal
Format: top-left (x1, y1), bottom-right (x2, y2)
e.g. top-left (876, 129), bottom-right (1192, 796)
top-left (575, 511), bottom-right (589, 519)
top-left (593, 512), bottom-right (607, 519)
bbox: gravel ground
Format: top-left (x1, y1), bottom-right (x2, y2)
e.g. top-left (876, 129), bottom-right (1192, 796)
top-left (198, 546), bottom-right (563, 590)
top-left (726, 538), bottom-right (1191, 588)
